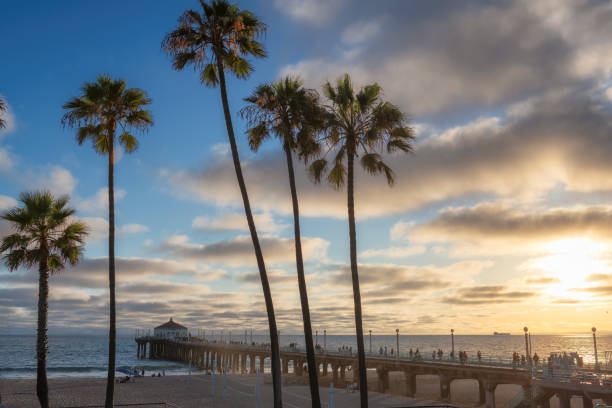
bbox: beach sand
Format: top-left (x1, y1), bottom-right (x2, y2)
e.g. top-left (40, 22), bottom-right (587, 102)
top-left (0, 371), bottom-right (591, 408)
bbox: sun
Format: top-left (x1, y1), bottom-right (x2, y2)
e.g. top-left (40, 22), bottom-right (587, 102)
top-left (529, 238), bottom-right (610, 294)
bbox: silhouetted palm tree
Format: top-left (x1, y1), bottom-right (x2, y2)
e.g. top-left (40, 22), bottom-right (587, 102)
top-left (0, 95), bottom-right (7, 129)
top-left (1, 191), bottom-right (87, 408)
top-left (62, 75), bottom-right (152, 408)
top-left (242, 77), bottom-right (325, 408)
top-left (162, 2), bottom-right (284, 406)
top-left (310, 74), bottom-right (414, 408)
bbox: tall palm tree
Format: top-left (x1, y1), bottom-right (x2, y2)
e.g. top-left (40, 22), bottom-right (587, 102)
top-left (0, 95), bottom-right (7, 129)
top-left (162, 2), bottom-right (285, 406)
top-left (61, 75), bottom-right (152, 408)
top-left (242, 77), bottom-right (325, 408)
top-left (1, 191), bottom-right (87, 408)
top-left (310, 73), bottom-right (414, 408)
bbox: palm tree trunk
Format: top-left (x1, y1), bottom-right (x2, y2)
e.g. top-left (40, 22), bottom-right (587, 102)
top-left (216, 61), bottom-right (283, 407)
top-left (105, 138), bottom-right (116, 408)
top-left (285, 147), bottom-right (321, 408)
top-left (347, 140), bottom-right (368, 408)
top-left (36, 252), bottom-right (50, 408)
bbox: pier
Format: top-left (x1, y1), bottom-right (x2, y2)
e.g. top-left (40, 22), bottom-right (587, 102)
top-left (135, 337), bottom-right (612, 408)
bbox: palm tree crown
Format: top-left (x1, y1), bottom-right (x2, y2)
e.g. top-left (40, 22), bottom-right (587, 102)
top-left (241, 76), bottom-right (323, 158)
top-left (61, 74), bottom-right (152, 153)
top-left (310, 73), bottom-right (414, 186)
top-left (1, 191), bottom-right (87, 272)
top-left (162, 0), bottom-right (266, 86)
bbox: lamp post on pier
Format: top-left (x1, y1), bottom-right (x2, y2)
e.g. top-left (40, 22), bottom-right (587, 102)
top-left (396, 329), bottom-right (400, 359)
top-left (451, 329), bottom-right (455, 359)
top-left (524, 327), bottom-right (530, 365)
top-left (592, 327), bottom-right (599, 369)
top-left (315, 330), bottom-right (318, 347)
top-left (324, 330), bottom-right (327, 352)
top-left (369, 330), bottom-right (372, 354)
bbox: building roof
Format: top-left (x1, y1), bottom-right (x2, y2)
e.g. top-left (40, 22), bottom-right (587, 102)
top-left (155, 317), bottom-right (187, 330)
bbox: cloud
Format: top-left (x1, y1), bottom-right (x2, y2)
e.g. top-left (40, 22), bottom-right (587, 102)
top-left (192, 211), bottom-right (287, 234)
top-left (26, 166), bottom-right (76, 196)
top-left (165, 90), bottom-right (612, 219)
top-left (210, 143), bottom-right (230, 156)
top-left (79, 217), bottom-right (149, 243)
top-left (75, 188), bottom-right (127, 214)
top-left (280, 0), bottom-right (612, 116)
top-left (0, 195), bottom-right (17, 211)
top-left (273, 0), bottom-right (345, 25)
top-left (525, 276), bottom-right (561, 285)
top-left (405, 203), bottom-right (612, 256)
top-left (236, 269), bottom-right (297, 287)
top-left (0, 256), bottom-right (222, 290)
top-left (0, 148), bottom-right (15, 172)
top-left (324, 261), bottom-right (491, 302)
top-left (158, 234), bottom-right (329, 267)
top-left (442, 285), bottom-right (536, 305)
top-left (360, 245), bottom-right (426, 259)
top-left (341, 19), bottom-right (382, 45)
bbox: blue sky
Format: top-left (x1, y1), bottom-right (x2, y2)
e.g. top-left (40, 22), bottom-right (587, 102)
top-left (2, 0), bottom-right (612, 335)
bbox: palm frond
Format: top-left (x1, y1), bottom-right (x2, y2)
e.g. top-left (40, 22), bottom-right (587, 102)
top-left (119, 132), bottom-right (139, 152)
top-left (0, 95), bottom-right (7, 129)
top-left (327, 161), bottom-right (346, 189)
top-left (309, 159), bottom-right (328, 184)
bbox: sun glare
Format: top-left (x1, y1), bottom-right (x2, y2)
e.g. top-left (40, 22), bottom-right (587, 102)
top-left (530, 238), bottom-right (610, 295)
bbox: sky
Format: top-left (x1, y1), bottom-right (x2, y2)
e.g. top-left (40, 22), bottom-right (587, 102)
top-left (1, 0), bottom-right (612, 336)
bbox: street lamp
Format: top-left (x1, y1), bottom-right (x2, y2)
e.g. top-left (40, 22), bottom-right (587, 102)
top-left (524, 327), bottom-right (530, 365)
top-left (451, 329), bottom-right (455, 359)
top-left (316, 330), bottom-right (318, 347)
top-left (592, 327), bottom-right (599, 369)
top-left (369, 330), bottom-right (372, 354)
top-left (396, 329), bottom-right (400, 359)
top-left (324, 330), bottom-right (327, 353)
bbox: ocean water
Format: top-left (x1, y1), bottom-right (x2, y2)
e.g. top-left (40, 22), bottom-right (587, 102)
top-left (0, 336), bottom-right (189, 379)
top-left (1, 334), bottom-right (611, 378)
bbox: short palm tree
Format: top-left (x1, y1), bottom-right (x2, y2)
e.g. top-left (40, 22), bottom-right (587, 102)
top-left (310, 74), bottom-right (414, 408)
top-left (62, 75), bottom-right (152, 408)
top-left (1, 191), bottom-right (87, 408)
top-left (162, 2), bottom-right (284, 406)
top-left (0, 95), bottom-right (7, 129)
top-left (242, 77), bottom-right (325, 408)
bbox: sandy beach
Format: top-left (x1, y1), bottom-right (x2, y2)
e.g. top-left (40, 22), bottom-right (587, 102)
top-left (1, 369), bottom-right (594, 408)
